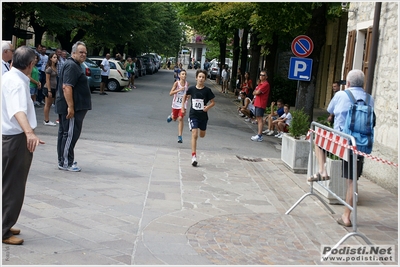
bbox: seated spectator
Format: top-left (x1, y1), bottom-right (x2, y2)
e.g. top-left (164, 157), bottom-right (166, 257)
top-left (272, 104), bottom-right (292, 138)
top-left (237, 91), bottom-right (256, 123)
top-left (263, 99), bottom-right (284, 135)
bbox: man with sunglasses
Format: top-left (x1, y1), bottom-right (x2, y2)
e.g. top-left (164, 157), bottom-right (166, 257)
top-left (250, 70), bottom-right (270, 142)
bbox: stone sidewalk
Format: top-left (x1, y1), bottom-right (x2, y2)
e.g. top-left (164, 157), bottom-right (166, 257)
top-left (2, 135), bottom-right (398, 265)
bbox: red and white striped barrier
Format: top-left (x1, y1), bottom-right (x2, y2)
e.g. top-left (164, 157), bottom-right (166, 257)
top-left (306, 128), bottom-right (398, 168)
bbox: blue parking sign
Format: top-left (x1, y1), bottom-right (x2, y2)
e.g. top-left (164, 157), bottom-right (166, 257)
top-left (288, 57), bottom-right (313, 81)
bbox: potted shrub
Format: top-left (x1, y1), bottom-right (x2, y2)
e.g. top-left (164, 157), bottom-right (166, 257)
top-left (281, 108), bottom-right (311, 173)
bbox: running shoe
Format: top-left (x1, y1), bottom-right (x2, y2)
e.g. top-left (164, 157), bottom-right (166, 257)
top-left (188, 118), bottom-right (192, 131)
top-left (167, 115), bottom-right (172, 123)
top-left (43, 120), bottom-right (57, 126)
top-left (266, 130), bottom-right (275, 136)
top-left (251, 135), bottom-right (263, 142)
top-left (177, 136), bottom-right (183, 143)
top-left (191, 156), bottom-right (198, 167)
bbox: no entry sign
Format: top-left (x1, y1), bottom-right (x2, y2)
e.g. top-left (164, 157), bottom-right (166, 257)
top-left (291, 35), bottom-right (314, 58)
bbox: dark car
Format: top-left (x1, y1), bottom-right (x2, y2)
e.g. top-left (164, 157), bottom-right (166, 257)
top-left (135, 57), bottom-right (146, 77)
top-left (139, 56), bottom-right (156, 75)
top-left (81, 58), bottom-right (101, 92)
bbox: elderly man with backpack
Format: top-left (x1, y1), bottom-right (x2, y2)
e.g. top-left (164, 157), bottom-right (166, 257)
top-left (309, 69), bottom-right (375, 228)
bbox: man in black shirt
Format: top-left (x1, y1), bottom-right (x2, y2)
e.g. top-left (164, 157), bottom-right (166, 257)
top-left (55, 41), bottom-right (92, 172)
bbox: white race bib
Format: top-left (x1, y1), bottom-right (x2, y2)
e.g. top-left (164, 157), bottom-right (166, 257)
top-left (192, 99), bottom-right (204, 111)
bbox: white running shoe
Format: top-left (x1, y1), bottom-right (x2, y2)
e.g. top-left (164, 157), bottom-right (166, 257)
top-left (251, 135), bottom-right (263, 142)
top-left (262, 129), bottom-right (269, 134)
top-left (244, 118), bottom-right (251, 122)
top-left (191, 156), bottom-right (198, 167)
top-left (267, 130), bottom-right (275, 136)
top-left (277, 133), bottom-right (283, 138)
top-left (43, 120), bottom-right (57, 126)
top-left (274, 132), bottom-right (282, 137)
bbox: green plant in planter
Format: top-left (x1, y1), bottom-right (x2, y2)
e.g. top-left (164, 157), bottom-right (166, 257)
top-left (288, 108), bottom-right (310, 139)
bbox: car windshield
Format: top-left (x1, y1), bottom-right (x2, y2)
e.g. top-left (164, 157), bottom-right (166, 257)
top-left (85, 58), bottom-right (99, 68)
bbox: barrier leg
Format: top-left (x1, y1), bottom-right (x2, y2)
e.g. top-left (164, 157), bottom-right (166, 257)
top-left (321, 232), bottom-right (373, 261)
top-left (285, 191), bottom-right (335, 215)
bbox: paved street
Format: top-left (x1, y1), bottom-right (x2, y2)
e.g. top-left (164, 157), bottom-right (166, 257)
top-left (2, 69), bottom-right (398, 265)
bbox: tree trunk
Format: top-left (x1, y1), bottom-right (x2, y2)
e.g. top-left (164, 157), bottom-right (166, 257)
top-left (231, 29), bottom-right (240, 92)
top-left (2, 3), bottom-right (16, 41)
top-left (249, 31), bottom-right (261, 97)
top-left (57, 30), bottom-right (72, 51)
top-left (29, 12), bottom-right (46, 47)
top-left (264, 32), bottom-right (279, 91)
top-left (240, 27), bottom-right (249, 73)
top-left (295, 3), bottom-right (327, 123)
top-left (218, 36), bottom-right (227, 83)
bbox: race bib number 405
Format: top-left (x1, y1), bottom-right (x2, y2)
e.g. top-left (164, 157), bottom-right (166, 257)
top-left (192, 99), bottom-right (204, 111)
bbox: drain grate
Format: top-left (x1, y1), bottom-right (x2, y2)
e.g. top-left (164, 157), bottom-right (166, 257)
top-left (236, 155), bottom-right (264, 162)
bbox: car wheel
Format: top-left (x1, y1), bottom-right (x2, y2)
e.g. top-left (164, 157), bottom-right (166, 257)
top-left (107, 79), bottom-right (121, 91)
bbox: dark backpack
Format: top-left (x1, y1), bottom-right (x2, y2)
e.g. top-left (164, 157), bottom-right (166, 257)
top-left (343, 90), bottom-right (375, 154)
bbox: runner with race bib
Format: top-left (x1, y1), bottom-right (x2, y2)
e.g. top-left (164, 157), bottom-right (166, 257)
top-left (181, 69), bottom-right (215, 167)
top-left (167, 69), bottom-right (189, 144)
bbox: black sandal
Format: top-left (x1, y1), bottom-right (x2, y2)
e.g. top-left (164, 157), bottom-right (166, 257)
top-left (307, 173), bottom-right (321, 182)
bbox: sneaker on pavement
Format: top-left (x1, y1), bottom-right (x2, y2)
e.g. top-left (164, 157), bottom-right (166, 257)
top-left (67, 162), bottom-right (81, 172)
top-left (244, 118), bottom-right (251, 122)
top-left (177, 136), bottom-right (183, 143)
top-left (277, 133), bottom-right (283, 138)
top-left (191, 156), bottom-right (198, 167)
top-left (58, 161), bottom-right (78, 171)
top-left (262, 129), bottom-right (269, 134)
top-left (43, 120), bottom-right (57, 126)
top-left (251, 135), bottom-right (263, 142)
top-left (266, 130), bottom-right (275, 136)
top-left (167, 115), bottom-right (172, 123)
top-left (274, 132), bottom-right (282, 137)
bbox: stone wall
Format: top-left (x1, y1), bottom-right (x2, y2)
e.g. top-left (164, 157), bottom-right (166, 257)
top-left (347, 2), bottom-right (398, 194)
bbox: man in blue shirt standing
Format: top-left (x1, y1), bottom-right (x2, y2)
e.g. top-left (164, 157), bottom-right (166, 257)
top-left (309, 69), bottom-right (375, 228)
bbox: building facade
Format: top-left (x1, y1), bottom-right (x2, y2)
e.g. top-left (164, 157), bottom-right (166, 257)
top-left (344, 2), bottom-right (398, 194)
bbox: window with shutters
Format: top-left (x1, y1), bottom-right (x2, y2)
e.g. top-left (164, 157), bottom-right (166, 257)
top-left (342, 27), bottom-right (373, 85)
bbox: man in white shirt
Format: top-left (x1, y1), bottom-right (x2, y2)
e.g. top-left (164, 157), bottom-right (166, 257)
top-left (99, 53), bottom-right (111, 95)
top-left (2, 46), bottom-right (45, 245)
top-left (2, 40), bottom-right (14, 75)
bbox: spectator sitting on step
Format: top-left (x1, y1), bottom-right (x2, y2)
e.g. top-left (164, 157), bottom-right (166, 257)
top-left (263, 99), bottom-right (284, 135)
top-left (238, 91), bottom-right (256, 123)
top-left (271, 104), bottom-right (292, 138)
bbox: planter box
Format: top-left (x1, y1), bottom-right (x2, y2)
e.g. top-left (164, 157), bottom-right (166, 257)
top-left (281, 134), bottom-right (310, 174)
top-left (307, 152), bottom-right (346, 204)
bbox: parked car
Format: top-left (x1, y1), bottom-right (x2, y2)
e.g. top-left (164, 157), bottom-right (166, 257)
top-left (209, 61), bottom-right (220, 80)
top-left (89, 57), bottom-right (129, 92)
top-left (188, 61), bottom-right (201, 69)
top-left (138, 56), bottom-right (156, 75)
top-left (143, 54), bottom-right (160, 71)
top-left (149, 53), bottom-right (162, 69)
top-left (135, 57), bottom-right (146, 77)
top-left (81, 58), bottom-right (101, 93)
